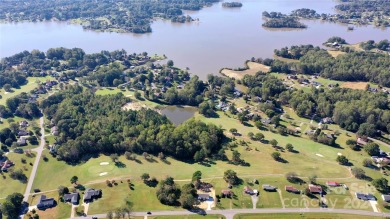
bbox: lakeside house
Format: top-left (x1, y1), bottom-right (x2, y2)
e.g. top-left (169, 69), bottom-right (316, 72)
top-left (309, 184), bottom-right (322, 194)
top-left (19, 120), bottom-right (29, 128)
top-left (17, 130), bottom-right (29, 137)
top-left (357, 137), bottom-right (369, 146)
top-left (197, 194), bottom-right (210, 201)
top-left (285, 186), bottom-right (300, 194)
top-left (51, 126), bottom-right (59, 136)
top-left (262, 184), bottom-right (277, 192)
top-left (37, 195), bottom-right (56, 210)
top-left (64, 192), bottom-right (80, 205)
top-left (84, 189), bottom-right (102, 203)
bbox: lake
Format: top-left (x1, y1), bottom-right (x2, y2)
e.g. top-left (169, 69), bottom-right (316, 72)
top-left (161, 106), bottom-right (198, 125)
top-left (0, 0), bottom-right (389, 80)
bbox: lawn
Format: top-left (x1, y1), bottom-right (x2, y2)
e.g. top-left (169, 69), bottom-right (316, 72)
top-left (26, 191), bottom-right (71, 219)
top-left (88, 180), bottom-right (182, 214)
top-left (234, 213), bottom-right (381, 219)
top-left (0, 152), bottom-right (36, 198)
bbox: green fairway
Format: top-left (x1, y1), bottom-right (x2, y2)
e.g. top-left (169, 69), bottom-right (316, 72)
top-left (234, 213), bottom-right (381, 219)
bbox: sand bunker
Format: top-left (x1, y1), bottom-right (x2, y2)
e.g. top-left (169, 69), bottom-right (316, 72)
top-left (316, 154), bottom-right (324, 157)
top-left (100, 162), bottom-right (109, 166)
top-left (337, 153), bottom-right (342, 156)
top-left (99, 172), bottom-right (108, 176)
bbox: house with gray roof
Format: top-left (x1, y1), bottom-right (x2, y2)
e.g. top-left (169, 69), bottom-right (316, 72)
top-left (64, 192), bottom-right (79, 205)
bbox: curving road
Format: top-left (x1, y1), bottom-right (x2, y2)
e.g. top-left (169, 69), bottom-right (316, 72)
top-left (23, 114), bottom-right (45, 202)
top-left (71, 208), bottom-right (390, 219)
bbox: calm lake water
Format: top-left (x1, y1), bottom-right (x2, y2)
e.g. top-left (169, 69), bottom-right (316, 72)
top-left (161, 106), bottom-right (197, 125)
top-left (1, 0), bottom-right (389, 79)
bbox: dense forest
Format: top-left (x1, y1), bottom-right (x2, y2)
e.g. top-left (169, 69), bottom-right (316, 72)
top-left (270, 45), bottom-right (390, 87)
top-left (262, 11), bottom-right (307, 28)
top-left (281, 87), bottom-right (390, 136)
top-left (0, 0), bottom-right (219, 33)
top-left (40, 86), bottom-right (224, 163)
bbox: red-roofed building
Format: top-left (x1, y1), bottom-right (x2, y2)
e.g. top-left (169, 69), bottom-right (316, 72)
top-left (309, 184), bottom-right (322, 194)
top-left (326, 181), bottom-right (340, 187)
top-left (285, 186), bottom-right (300, 194)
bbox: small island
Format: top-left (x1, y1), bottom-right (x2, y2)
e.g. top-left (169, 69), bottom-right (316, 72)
top-left (262, 11), bottom-right (307, 29)
top-left (222, 2), bottom-right (243, 8)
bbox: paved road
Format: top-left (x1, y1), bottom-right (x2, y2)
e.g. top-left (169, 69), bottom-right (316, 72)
top-left (23, 115), bottom-right (45, 202)
top-left (71, 208), bottom-right (390, 219)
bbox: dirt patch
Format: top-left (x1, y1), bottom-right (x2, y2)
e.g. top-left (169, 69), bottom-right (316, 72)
top-left (122, 102), bottom-right (149, 111)
top-left (220, 62), bottom-right (270, 80)
top-left (328, 50), bottom-right (346, 58)
top-left (100, 162), bottom-right (109, 166)
top-left (341, 82), bottom-right (368, 90)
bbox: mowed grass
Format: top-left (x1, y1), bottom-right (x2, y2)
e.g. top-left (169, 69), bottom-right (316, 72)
top-left (0, 152), bottom-right (36, 198)
top-left (234, 213), bottom-right (381, 219)
top-left (88, 180), bottom-right (182, 214)
top-left (26, 191), bottom-right (71, 219)
top-left (0, 77), bottom-right (53, 106)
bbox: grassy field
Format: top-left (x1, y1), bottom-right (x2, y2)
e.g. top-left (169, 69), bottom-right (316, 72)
top-left (27, 191), bottom-right (71, 219)
top-left (0, 152), bottom-right (36, 198)
top-left (234, 213), bottom-right (382, 219)
top-left (220, 62), bottom-right (270, 80)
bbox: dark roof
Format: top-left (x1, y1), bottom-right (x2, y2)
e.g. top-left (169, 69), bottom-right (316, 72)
top-left (64, 192), bottom-right (79, 204)
top-left (84, 189), bottom-right (101, 201)
top-left (356, 193), bottom-right (376, 201)
top-left (37, 195), bottom-right (55, 209)
top-left (198, 194), bottom-right (210, 200)
top-left (262, 184), bottom-right (276, 191)
top-left (383, 195), bottom-right (390, 202)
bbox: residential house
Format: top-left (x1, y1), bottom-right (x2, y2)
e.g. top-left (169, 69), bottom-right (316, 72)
top-left (357, 137), bottom-right (368, 146)
top-left (17, 130), bottom-right (29, 137)
top-left (355, 193), bottom-right (376, 201)
top-left (261, 118), bottom-right (271, 125)
top-left (244, 186), bottom-right (254, 195)
top-left (321, 117), bottom-right (333, 124)
top-left (51, 126), bottom-right (59, 136)
top-left (64, 192), bottom-right (80, 205)
top-left (309, 184), bottom-right (323, 194)
top-left (17, 137), bottom-right (27, 146)
top-left (285, 186), bottom-right (300, 194)
top-left (221, 190), bottom-right (234, 198)
top-left (37, 195), bottom-right (56, 210)
top-left (1, 160), bottom-right (14, 172)
top-left (262, 184), bottom-right (277, 192)
top-left (84, 189), bottom-right (102, 203)
top-left (326, 181), bottom-right (340, 187)
top-left (197, 194), bottom-right (210, 201)
top-left (382, 194), bottom-right (390, 202)
top-left (19, 120), bottom-right (29, 128)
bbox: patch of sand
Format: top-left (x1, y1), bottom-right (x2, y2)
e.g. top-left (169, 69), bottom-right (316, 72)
top-left (122, 102), bottom-right (149, 111)
top-left (4, 92), bottom-right (9, 94)
top-left (337, 153), bottom-right (342, 156)
top-left (327, 50), bottom-right (346, 58)
top-left (220, 62), bottom-right (270, 80)
top-left (341, 82), bottom-right (368, 90)
top-left (99, 172), bottom-right (108, 176)
top-left (100, 162), bottom-right (109, 166)
top-left (316, 154), bottom-right (324, 157)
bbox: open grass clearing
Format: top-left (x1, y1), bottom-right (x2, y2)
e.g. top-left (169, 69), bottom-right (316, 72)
top-left (341, 82), bottom-right (368, 90)
top-left (135, 215), bottom-right (225, 219)
top-left (220, 62), bottom-right (270, 80)
top-left (0, 152), bottom-right (36, 198)
top-left (328, 50), bottom-right (346, 57)
top-left (234, 213), bottom-right (381, 219)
